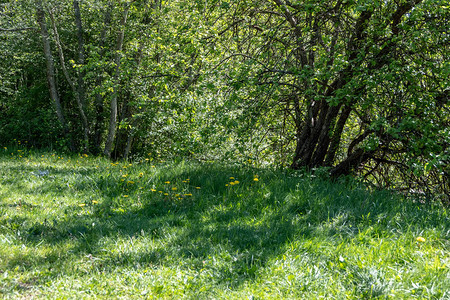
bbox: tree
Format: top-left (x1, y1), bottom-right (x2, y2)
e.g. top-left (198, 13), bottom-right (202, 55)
top-left (35, 0), bottom-right (72, 147)
top-left (210, 0), bottom-right (448, 196)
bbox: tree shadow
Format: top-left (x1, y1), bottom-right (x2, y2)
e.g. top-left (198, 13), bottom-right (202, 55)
top-left (1, 162), bottom-right (448, 292)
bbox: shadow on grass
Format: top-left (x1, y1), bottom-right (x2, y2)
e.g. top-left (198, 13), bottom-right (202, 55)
top-left (1, 161), bottom-right (449, 291)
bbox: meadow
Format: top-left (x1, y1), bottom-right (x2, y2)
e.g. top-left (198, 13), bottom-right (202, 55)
top-left (0, 147), bottom-right (449, 299)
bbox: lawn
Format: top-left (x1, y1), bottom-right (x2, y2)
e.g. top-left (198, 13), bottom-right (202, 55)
top-left (0, 148), bottom-right (449, 299)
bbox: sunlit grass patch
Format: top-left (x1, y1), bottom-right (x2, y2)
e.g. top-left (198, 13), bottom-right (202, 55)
top-left (0, 150), bottom-right (448, 298)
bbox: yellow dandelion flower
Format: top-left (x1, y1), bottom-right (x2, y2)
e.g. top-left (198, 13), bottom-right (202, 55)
top-left (184, 193), bottom-right (192, 196)
top-left (123, 195), bottom-right (129, 198)
top-left (253, 178), bottom-right (259, 181)
top-left (164, 193), bottom-right (169, 196)
top-left (172, 187), bottom-right (177, 191)
top-left (196, 187), bottom-right (201, 189)
top-left (175, 194), bottom-right (180, 197)
top-left (122, 174), bottom-right (128, 177)
top-left (158, 191), bottom-right (163, 193)
top-left (229, 177), bottom-right (235, 180)
top-left (127, 181), bottom-right (134, 184)
top-left (416, 237), bottom-right (426, 242)
top-left (234, 180), bottom-right (240, 184)
top-left (145, 158), bottom-right (149, 161)
top-left (151, 189), bottom-right (156, 192)
top-left (139, 172), bottom-right (144, 177)
top-left (78, 203), bottom-right (86, 207)
top-left (92, 200), bottom-right (98, 204)
top-left (225, 184), bottom-right (229, 187)
top-left (182, 180), bottom-right (187, 183)
top-left (229, 182), bottom-right (235, 186)
top-left (165, 181), bottom-right (171, 184)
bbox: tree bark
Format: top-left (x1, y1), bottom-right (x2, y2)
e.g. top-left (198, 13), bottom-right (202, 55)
top-left (48, 10), bottom-right (89, 152)
top-left (92, 1), bottom-right (113, 153)
top-left (104, 2), bottom-right (131, 157)
top-left (35, 0), bottom-right (73, 150)
top-left (73, 1), bottom-right (88, 111)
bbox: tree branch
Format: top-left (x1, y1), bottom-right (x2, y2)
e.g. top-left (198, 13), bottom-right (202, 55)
top-left (0, 27), bottom-right (36, 32)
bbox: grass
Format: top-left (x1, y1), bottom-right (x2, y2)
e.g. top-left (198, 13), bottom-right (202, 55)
top-left (0, 147), bottom-right (449, 299)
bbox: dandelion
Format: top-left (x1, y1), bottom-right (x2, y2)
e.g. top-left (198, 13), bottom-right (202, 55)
top-left (123, 195), bottom-right (129, 198)
top-left (175, 194), bottom-right (180, 197)
top-left (78, 203), bottom-right (86, 207)
top-left (172, 187), bottom-right (177, 191)
top-left (253, 178), bottom-right (259, 182)
top-left (184, 193), bottom-right (192, 196)
top-left (182, 180), bottom-right (187, 183)
top-left (165, 181), bottom-right (171, 184)
top-left (122, 174), bottom-right (128, 178)
top-left (139, 172), bottom-right (144, 177)
top-left (127, 181), bottom-right (134, 185)
top-left (92, 200), bottom-right (98, 204)
top-left (229, 177), bottom-right (235, 180)
top-left (416, 237), bottom-right (426, 242)
top-left (234, 180), bottom-right (239, 184)
top-left (151, 189), bottom-right (157, 192)
top-left (229, 182), bottom-right (235, 186)
top-left (196, 187), bottom-right (201, 189)
top-left (164, 193), bottom-right (169, 196)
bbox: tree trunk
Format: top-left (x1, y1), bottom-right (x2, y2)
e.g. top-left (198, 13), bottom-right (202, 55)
top-left (103, 2), bottom-right (130, 157)
top-left (49, 10), bottom-right (89, 152)
top-left (35, 0), bottom-right (73, 150)
top-left (73, 1), bottom-right (88, 116)
top-left (92, 1), bottom-right (113, 154)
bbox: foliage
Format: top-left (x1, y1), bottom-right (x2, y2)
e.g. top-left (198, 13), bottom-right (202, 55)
top-left (0, 0), bottom-right (448, 199)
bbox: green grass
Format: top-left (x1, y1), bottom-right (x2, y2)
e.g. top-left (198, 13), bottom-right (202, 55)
top-left (0, 147), bottom-right (449, 299)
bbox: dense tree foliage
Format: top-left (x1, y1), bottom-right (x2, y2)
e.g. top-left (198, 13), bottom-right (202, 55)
top-left (0, 0), bottom-right (448, 201)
